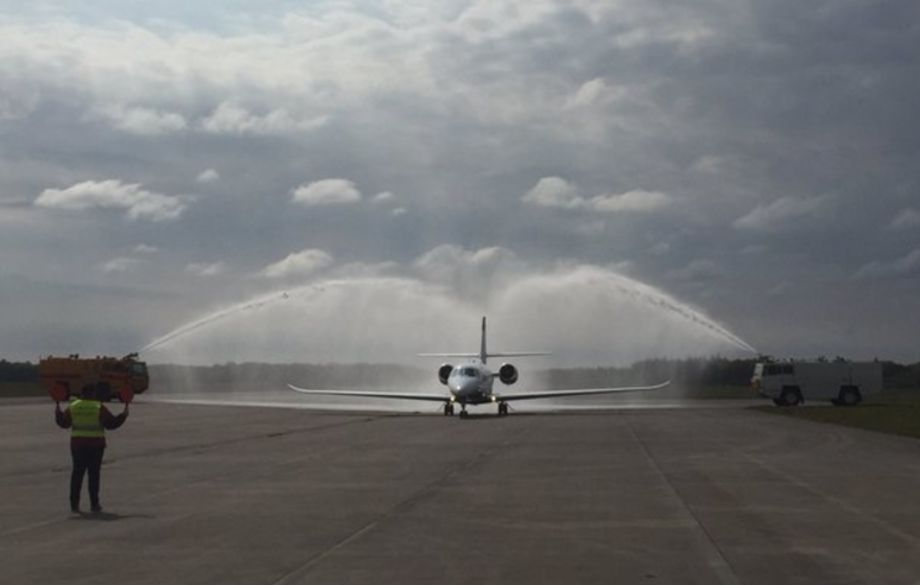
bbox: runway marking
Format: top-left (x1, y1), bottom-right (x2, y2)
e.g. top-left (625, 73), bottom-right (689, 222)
top-left (736, 449), bottom-right (920, 549)
top-left (624, 416), bottom-right (742, 585)
top-left (706, 408), bottom-right (920, 550)
top-left (268, 422), bottom-right (531, 585)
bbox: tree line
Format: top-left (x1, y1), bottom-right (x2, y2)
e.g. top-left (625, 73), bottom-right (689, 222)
top-left (4, 357), bottom-right (918, 390)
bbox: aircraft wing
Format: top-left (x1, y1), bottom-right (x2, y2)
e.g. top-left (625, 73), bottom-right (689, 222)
top-left (495, 380), bottom-right (671, 402)
top-left (287, 384), bottom-right (450, 402)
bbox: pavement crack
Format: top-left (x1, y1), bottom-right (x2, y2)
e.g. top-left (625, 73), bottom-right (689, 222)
top-left (624, 415), bottom-right (741, 585)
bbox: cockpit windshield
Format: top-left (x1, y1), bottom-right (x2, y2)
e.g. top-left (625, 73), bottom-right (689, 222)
top-left (460, 367), bottom-right (478, 377)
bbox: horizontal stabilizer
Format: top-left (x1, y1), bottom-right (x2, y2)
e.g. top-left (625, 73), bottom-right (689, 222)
top-left (418, 352), bottom-right (550, 359)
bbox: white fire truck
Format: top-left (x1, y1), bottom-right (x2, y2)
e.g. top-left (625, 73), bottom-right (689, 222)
top-left (752, 361), bottom-right (882, 406)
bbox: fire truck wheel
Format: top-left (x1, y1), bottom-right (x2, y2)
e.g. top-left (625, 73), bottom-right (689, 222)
top-left (780, 387), bottom-right (802, 407)
top-left (838, 386), bottom-right (862, 407)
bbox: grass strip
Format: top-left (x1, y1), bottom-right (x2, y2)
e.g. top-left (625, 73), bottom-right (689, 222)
top-left (754, 390), bottom-right (920, 439)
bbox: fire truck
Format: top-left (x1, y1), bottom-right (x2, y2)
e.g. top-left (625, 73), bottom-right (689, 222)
top-left (38, 353), bottom-right (149, 401)
top-left (752, 361), bottom-right (882, 406)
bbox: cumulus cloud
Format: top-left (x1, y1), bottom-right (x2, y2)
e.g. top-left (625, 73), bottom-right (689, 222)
top-left (196, 168), bottom-right (219, 184)
top-left (186, 262), bottom-right (226, 277)
top-left (200, 102), bottom-right (328, 136)
top-left (413, 244), bottom-right (523, 301)
top-left (133, 244), bottom-right (158, 254)
top-left (522, 177), bottom-right (581, 209)
top-left (591, 190), bottom-right (672, 213)
top-left (98, 257), bottom-right (139, 273)
top-left (93, 104), bottom-right (187, 135)
top-left (34, 179), bottom-right (186, 221)
top-left (3, 2), bottom-right (920, 362)
top-left (733, 196), bottom-right (827, 231)
top-left (853, 249), bottom-right (920, 280)
top-left (890, 208), bottom-right (920, 230)
top-left (291, 179), bottom-right (362, 207)
top-left (261, 249), bottom-right (334, 279)
top-left (522, 177), bottom-right (671, 213)
top-left (372, 191), bottom-right (394, 203)
top-left (391, 207), bottom-right (407, 217)
top-left (564, 78), bottom-right (626, 110)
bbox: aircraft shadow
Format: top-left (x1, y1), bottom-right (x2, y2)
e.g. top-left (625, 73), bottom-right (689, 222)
top-left (69, 512), bottom-right (154, 522)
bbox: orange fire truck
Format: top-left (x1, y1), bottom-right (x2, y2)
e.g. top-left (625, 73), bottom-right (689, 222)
top-left (38, 353), bottom-right (149, 401)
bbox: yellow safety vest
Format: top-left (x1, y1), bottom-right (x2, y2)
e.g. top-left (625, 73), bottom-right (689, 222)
top-left (70, 399), bottom-right (104, 439)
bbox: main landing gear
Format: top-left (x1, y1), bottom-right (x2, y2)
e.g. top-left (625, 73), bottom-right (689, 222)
top-left (443, 402), bottom-right (455, 416)
top-left (497, 402), bottom-right (509, 417)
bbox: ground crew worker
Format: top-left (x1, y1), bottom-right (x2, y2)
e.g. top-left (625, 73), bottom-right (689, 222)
top-left (55, 382), bottom-right (129, 513)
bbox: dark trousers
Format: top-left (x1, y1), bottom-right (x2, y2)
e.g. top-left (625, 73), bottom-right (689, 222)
top-left (70, 444), bottom-right (105, 510)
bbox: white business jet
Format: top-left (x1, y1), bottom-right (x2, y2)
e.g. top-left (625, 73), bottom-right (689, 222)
top-left (288, 317), bottom-right (670, 417)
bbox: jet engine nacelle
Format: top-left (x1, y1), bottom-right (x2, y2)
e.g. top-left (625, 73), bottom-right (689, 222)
top-left (498, 363), bottom-right (518, 385)
top-left (438, 364), bottom-right (453, 385)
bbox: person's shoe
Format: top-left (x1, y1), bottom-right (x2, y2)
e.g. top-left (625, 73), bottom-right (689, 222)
top-left (70, 506), bottom-right (80, 514)
top-left (90, 504), bottom-right (103, 513)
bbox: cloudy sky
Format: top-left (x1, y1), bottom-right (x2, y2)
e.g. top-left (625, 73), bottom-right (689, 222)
top-left (1, 0), bottom-right (918, 364)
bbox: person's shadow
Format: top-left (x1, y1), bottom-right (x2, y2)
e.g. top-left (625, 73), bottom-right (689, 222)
top-left (70, 511), bottom-right (153, 522)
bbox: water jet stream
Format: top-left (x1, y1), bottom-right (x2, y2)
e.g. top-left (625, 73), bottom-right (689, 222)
top-left (141, 267), bottom-right (756, 366)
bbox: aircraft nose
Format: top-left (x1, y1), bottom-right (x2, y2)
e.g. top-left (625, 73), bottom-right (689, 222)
top-left (450, 379), bottom-right (477, 396)
top-left (459, 380), bottom-right (478, 395)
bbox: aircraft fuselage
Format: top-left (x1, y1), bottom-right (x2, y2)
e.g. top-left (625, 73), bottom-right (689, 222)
top-left (446, 361), bottom-right (495, 405)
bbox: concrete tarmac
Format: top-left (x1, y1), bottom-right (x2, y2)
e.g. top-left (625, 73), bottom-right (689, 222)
top-left (2, 400), bottom-right (920, 585)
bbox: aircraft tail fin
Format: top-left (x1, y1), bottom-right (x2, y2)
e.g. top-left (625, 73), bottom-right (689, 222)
top-left (418, 316), bottom-right (550, 362)
top-left (480, 316), bottom-right (487, 363)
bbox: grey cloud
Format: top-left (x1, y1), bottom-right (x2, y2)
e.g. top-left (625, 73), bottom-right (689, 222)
top-left (522, 177), bottom-right (672, 213)
top-left (2, 1), bottom-right (920, 361)
top-left (186, 262), bottom-right (226, 277)
top-left (99, 256), bottom-right (140, 274)
top-left (521, 177), bottom-right (581, 209)
top-left (890, 208), bottom-right (920, 230)
top-left (733, 196), bottom-right (828, 231)
top-left (853, 249), bottom-right (920, 280)
top-left (667, 259), bottom-right (724, 283)
top-left (260, 249), bottom-right (334, 279)
top-left (200, 102), bottom-right (329, 136)
top-left (91, 104), bottom-right (187, 135)
top-left (196, 168), bottom-right (219, 184)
